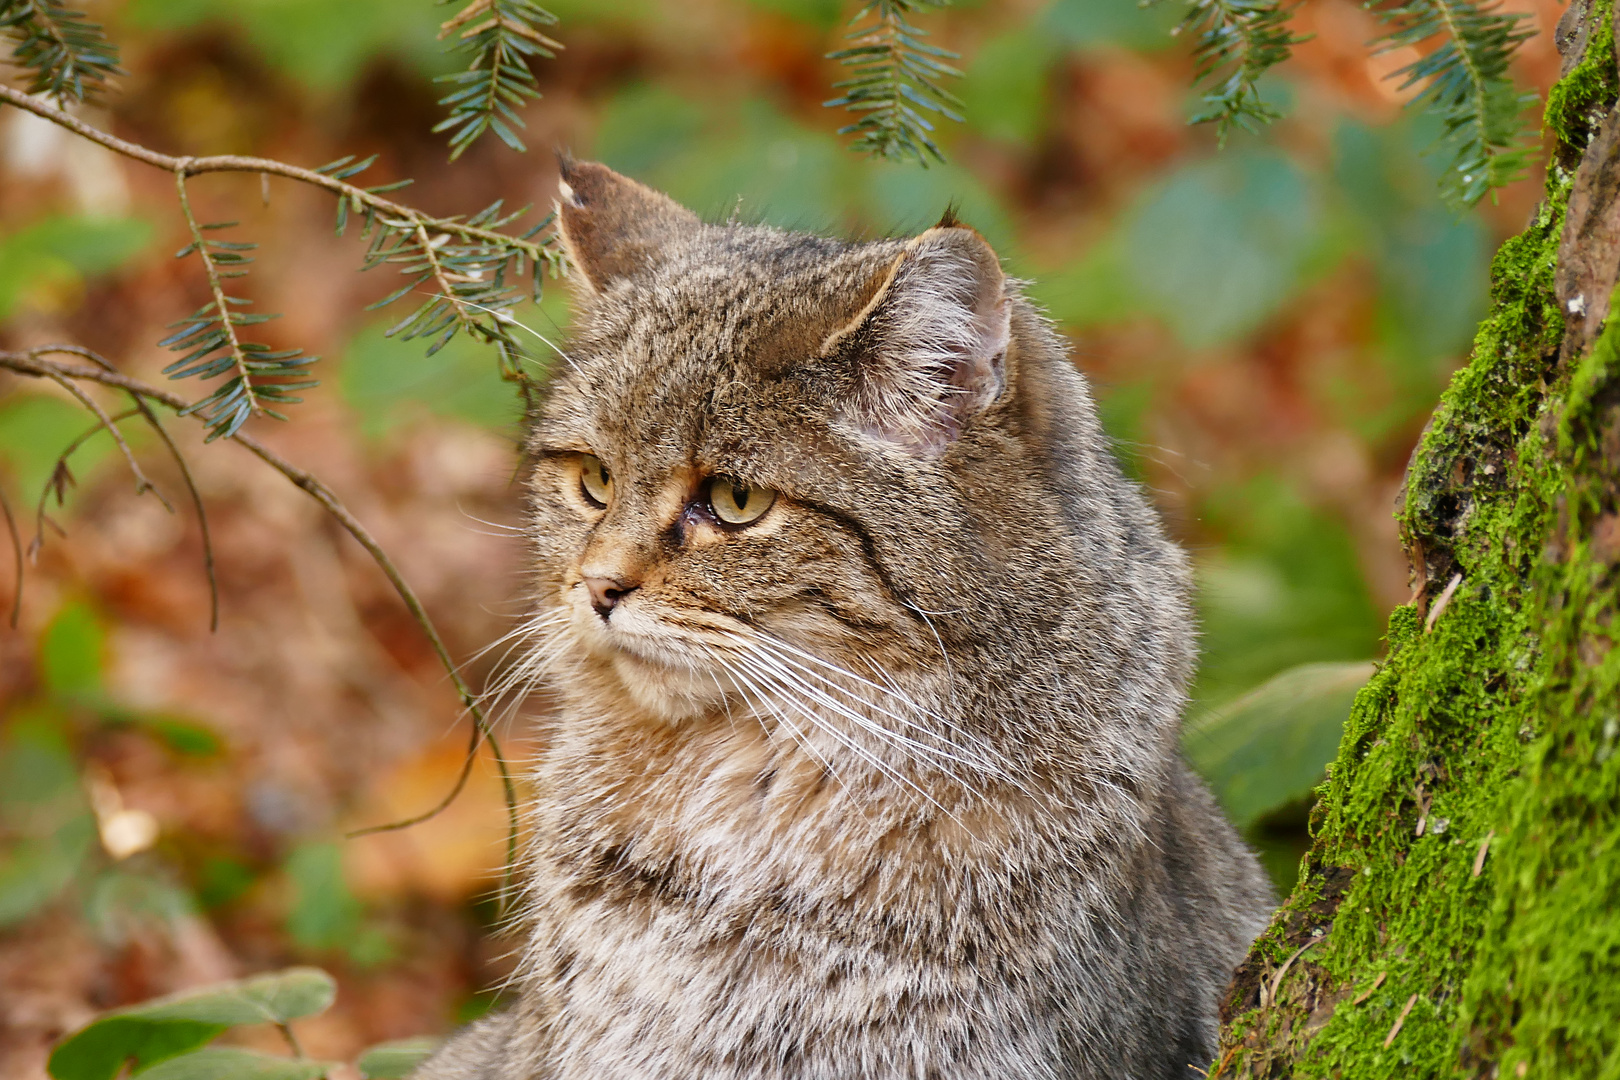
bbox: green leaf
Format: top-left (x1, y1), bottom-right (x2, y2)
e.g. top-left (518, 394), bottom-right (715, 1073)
top-left (0, 393), bottom-right (116, 503)
top-left (0, 815), bottom-right (96, 927)
top-left (0, 708), bottom-right (95, 927)
top-left (140, 718), bottom-right (224, 757)
top-left (134, 968), bottom-right (337, 1025)
top-left (1184, 660), bottom-right (1374, 827)
top-left (284, 844), bottom-right (361, 952)
top-left (40, 601), bottom-right (105, 698)
top-left (47, 1019), bottom-right (226, 1080)
top-left (48, 969), bottom-right (337, 1080)
top-left (138, 1048), bottom-right (333, 1080)
top-left (356, 1037), bottom-right (440, 1079)
top-left (0, 215), bottom-right (154, 322)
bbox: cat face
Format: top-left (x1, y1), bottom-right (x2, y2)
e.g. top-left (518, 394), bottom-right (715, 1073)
top-left (515, 163), bottom-right (1024, 766)
top-left (515, 161), bottom-right (1181, 792)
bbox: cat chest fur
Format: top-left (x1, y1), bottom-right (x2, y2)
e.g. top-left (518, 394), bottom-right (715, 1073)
top-left (516, 743), bottom-right (1147, 1080)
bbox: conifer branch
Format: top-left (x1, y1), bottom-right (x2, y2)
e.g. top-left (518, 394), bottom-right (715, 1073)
top-left (1171, 0), bottom-right (1308, 140)
top-left (0, 87), bottom-right (565, 439)
top-left (169, 170), bottom-right (319, 441)
top-left (825, 0), bottom-right (963, 165)
top-left (0, 0), bottom-right (121, 103)
top-left (434, 0), bottom-right (561, 160)
top-left (1366, 0), bottom-right (1538, 207)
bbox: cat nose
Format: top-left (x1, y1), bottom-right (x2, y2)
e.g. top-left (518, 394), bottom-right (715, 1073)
top-left (584, 576), bottom-right (638, 619)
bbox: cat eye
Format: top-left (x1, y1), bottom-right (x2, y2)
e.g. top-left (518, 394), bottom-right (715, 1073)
top-left (578, 453), bottom-right (613, 508)
top-left (707, 477), bottom-right (776, 526)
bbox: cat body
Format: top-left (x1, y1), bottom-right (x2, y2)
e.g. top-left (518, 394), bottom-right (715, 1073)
top-left (417, 161), bottom-right (1272, 1080)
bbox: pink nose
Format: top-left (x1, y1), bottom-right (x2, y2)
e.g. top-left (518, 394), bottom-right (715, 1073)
top-left (585, 576), bottom-right (637, 619)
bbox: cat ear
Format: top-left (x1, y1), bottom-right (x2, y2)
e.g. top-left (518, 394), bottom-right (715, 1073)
top-left (824, 224), bottom-right (1011, 455)
top-left (554, 157), bottom-right (701, 293)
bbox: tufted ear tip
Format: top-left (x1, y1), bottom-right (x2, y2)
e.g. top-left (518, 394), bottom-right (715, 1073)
top-left (552, 157), bottom-right (701, 293)
top-left (823, 223), bottom-right (1011, 455)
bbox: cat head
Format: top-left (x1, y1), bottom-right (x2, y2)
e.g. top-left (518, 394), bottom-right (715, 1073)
top-left (520, 160), bottom-right (1190, 792)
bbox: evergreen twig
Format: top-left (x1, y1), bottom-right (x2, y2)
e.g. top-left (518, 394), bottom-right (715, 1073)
top-left (434, 0), bottom-right (561, 160)
top-left (0, 89), bottom-right (564, 439)
top-left (1365, 0), bottom-right (1538, 207)
top-left (168, 171), bottom-right (319, 441)
top-left (0, 0), bottom-right (121, 102)
top-left (825, 0), bottom-right (963, 165)
top-left (1171, 0), bottom-right (1308, 141)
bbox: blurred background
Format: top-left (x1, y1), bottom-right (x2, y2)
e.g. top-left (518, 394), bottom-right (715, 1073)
top-left (0, 0), bottom-right (1566, 1073)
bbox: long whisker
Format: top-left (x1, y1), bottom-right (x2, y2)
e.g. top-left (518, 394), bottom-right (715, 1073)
top-left (427, 291), bottom-right (585, 376)
top-left (741, 645), bottom-right (981, 776)
top-left (728, 653), bottom-right (963, 823)
top-left (744, 632), bottom-right (1003, 773)
top-left (713, 662), bottom-right (847, 798)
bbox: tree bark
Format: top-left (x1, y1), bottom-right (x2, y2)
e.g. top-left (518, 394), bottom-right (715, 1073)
top-left (1212, 5), bottom-right (1620, 1077)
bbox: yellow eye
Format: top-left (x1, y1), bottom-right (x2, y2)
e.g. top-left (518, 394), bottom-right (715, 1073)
top-left (708, 477), bottom-right (776, 526)
top-left (579, 454), bottom-right (613, 507)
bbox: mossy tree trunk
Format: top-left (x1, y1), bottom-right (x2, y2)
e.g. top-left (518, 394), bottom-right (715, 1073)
top-left (1212, 5), bottom-right (1620, 1078)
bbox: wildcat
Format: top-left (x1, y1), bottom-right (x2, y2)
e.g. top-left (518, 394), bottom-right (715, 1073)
top-left (416, 160), bottom-right (1274, 1080)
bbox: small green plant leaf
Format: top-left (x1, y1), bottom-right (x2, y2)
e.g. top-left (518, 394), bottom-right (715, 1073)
top-left (40, 601), bottom-right (104, 698)
top-left (356, 1037), bottom-right (440, 1079)
top-left (47, 1019), bottom-right (226, 1080)
top-left (1183, 660), bottom-right (1374, 827)
top-left (138, 1048), bottom-right (334, 1080)
top-left (47, 969), bottom-right (337, 1080)
top-left (136, 967), bottom-right (339, 1025)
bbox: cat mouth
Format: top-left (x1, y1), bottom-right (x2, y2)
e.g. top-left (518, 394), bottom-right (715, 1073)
top-left (572, 599), bottom-right (743, 718)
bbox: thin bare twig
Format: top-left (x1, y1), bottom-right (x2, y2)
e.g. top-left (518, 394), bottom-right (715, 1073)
top-left (21, 345), bottom-right (220, 627)
top-left (0, 483), bottom-right (21, 628)
top-left (0, 348), bottom-right (521, 907)
top-left (0, 85), bottom-right (557, 264)
top-left (134, 404), bottom-right (219, 630)
top-left (35, 365), bottom-right (170, 512)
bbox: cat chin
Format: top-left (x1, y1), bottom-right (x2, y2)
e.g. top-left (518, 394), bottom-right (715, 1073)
top-left (605, 650), bottom-right (729, 724)
top-left (568, 619), bottom-right (732, 724)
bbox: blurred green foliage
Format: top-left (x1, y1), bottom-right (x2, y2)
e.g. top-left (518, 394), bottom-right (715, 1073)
top-left (124, 0), bottom-right (454, 91)
top-left (47, 966), bottom-right (344, 1080)
top-left (339, 289), bottom-right (568, 439)
top-left (0, 705), bottom-right (96, 925)
top-left (284, 842), bottom-right (393, 966)
top-left (1042, 0), bottom-right (1178, 51)
top-left (1192, 477), bottom-right (1384, 709)
top-left (42, 965), bottom-right (442, 1079)
top-left (0, 214), bottom-right (152, 320)
top-left (0, 601), bottom-right (394, 973)
top-left (1127, 150), bottom-right (1325, 348)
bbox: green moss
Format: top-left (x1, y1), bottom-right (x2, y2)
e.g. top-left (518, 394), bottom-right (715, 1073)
top-left (1215, 7), bottom-right (1620, 1075)
top-left (1544, 3), bottom-right (1618, 150)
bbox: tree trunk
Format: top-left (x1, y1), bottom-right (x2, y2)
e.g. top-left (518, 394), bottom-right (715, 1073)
top-left (1211, 5), bottom-right (1620, 1077)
